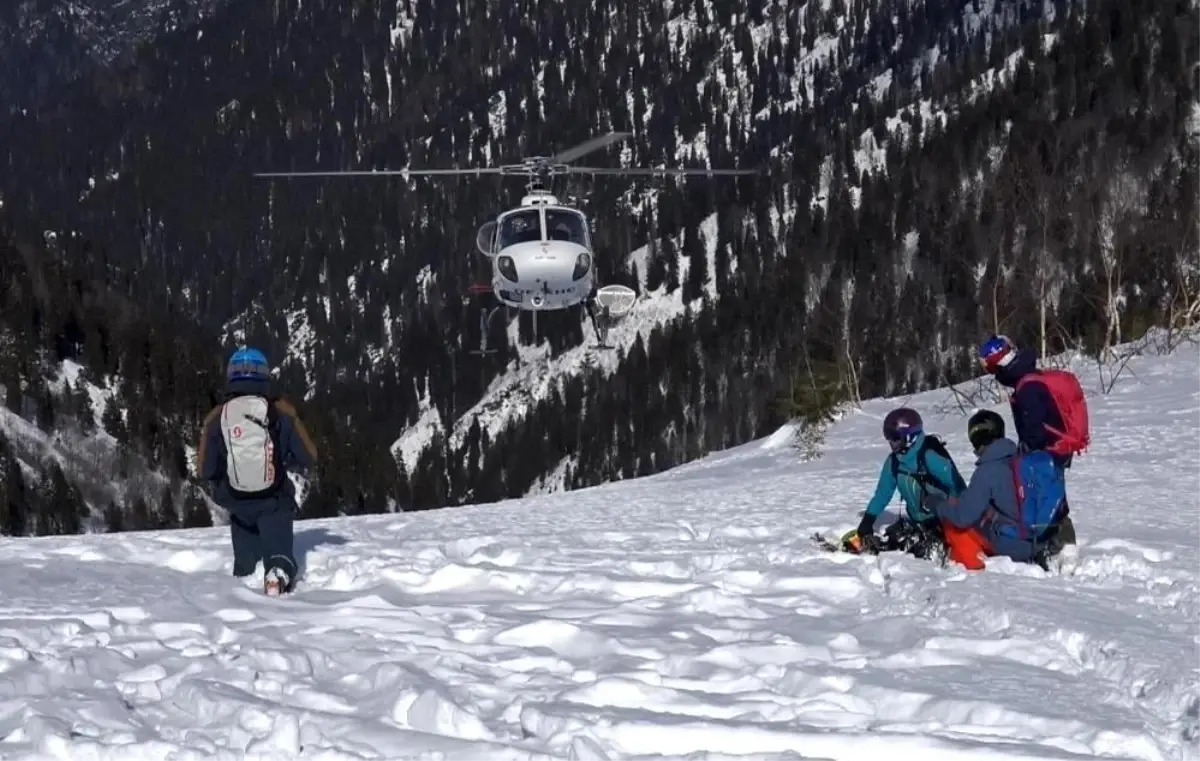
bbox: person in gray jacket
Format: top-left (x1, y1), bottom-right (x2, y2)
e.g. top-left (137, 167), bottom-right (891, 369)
top-left (197, 347), bottom-right (318, 594)
top-left (927, 409), bottom-right (1036, 569)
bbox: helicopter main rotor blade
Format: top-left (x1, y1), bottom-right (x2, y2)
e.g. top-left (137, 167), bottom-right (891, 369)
top-left (549, 132), bottom-right (633, 165)
top-left (253, 168), bottom-right (506, 178)
top-left (565, 166), bottom-right (758, 176)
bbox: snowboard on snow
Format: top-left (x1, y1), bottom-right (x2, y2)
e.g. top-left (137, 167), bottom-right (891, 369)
top-left (813, 530), bottom-right (1078, 574)
top-left (811, 532), bottom-right (842, 553)
top-left (809, 531), bottom-right (916, 558)
top-left (811, 532), bottom-right (874, 554)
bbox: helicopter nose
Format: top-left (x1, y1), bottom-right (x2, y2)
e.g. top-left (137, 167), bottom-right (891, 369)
top-left (515, 243), bottom-right (586, 283)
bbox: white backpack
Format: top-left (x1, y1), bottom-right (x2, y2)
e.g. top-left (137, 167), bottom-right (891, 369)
top-left (219, 395), bottom-right (281, 496)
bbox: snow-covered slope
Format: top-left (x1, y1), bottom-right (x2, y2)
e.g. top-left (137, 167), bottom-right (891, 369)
top-left (0, 337), bottom-right (1196, 761)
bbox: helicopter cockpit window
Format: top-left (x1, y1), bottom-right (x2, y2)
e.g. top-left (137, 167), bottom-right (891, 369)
top-left (498, 210), bottom-right (543, 248)
top-left (544, 209), bottom-right (588, 245)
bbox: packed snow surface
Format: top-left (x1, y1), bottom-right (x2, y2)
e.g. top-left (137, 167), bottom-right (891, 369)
top-left (1, 340), bottom-right (1197, 761)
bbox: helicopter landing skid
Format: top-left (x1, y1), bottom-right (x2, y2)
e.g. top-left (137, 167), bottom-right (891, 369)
top-left (471, 305), bottom-right (504, 355)
top-left (465, 285), bottom-right (615, 353)
top-left (466, 284), bottom-right (503, 355)
top-left (585, 298), bottom-right (615, 350)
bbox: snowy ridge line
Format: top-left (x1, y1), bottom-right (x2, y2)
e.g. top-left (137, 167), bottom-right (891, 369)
top-left (0, 334), bottom-right (1195, 760)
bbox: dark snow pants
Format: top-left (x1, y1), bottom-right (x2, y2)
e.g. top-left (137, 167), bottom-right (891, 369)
top-left (228, 499), bottom-right (297, 582)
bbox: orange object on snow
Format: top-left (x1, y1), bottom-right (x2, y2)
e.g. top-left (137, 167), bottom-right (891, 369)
top-left (942, 522), bottom-right (992, 570)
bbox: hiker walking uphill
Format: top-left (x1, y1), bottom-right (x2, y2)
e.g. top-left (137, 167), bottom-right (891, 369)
top-left (197, 347), bottom-right (318, 596)
top-left (978, 334), bottom-right (1087, 547)
top-left (842, 407), bottom-right (967, 558)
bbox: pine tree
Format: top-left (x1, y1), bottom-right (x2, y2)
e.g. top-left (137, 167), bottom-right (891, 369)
top-left (2, 373), bottom-right (20, 415)
top-left (42, 462), bottom-right (84, 535)
top-left (128, 495), bottom-right (151, 531)
top-left (75, 379), bottom-right (96, 434)
top-left (34, 383), bottom-right (55, 431)
top-left (154, 485), bottom-right (178, 529)
top-left (182, 488), bottom-right (212, 528)
top-left (0, 432), bottom-right (27, 537)
top-left (101, 400), bottom-right (126, 443)
top-left (104, 500), bottom-right (124, 532)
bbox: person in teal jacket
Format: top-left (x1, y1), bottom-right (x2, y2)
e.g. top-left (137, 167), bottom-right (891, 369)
top-left (844, 407), bottom-right (967, 558)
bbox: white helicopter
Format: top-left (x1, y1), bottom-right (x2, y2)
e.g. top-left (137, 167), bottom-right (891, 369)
top-left (254, 131), bottom-right (756, 354)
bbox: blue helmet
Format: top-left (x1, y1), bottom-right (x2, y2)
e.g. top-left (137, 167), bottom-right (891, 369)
top-left (978, 334), bottom-right (1017, 373)
top-left (227, 347), bottom-right (270, 381)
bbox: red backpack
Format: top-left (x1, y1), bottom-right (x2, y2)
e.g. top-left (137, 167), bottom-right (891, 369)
top-left (1014, 369), bottom-right (1090, 456)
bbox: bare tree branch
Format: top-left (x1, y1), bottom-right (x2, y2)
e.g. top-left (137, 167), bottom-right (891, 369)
top-left (1004, 127), bottom-right (1077, 360)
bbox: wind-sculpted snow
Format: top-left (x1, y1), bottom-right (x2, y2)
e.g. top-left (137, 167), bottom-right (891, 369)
top-left (0, 342), bottom-right (1196, 760)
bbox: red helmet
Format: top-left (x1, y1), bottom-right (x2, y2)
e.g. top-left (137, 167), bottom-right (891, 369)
top-left (978, 334), bottom-right (1017, 373)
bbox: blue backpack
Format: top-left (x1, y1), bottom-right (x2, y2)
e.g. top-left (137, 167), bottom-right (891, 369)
top-left (1010, 450), bottom-right (1066, 540)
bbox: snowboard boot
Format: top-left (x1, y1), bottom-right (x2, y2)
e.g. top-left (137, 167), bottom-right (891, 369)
top-left (1055, 515), bottom-right (1077, 546)
top-left (1038, 515), bottom-right (1077, 560)
top-left (886, 519), bottom-right (945, 561)
top-left (1032, 548), bottom-right (1053, 572)
top-left (264, 567), bottom-right (290, 597)
top-left (1032, 515), bottom-right (1078, 572)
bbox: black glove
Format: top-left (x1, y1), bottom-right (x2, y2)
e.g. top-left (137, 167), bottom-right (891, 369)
top-left (856, 512), bottom-right (877, 537)
top-left (843, 513), bottom-right (882, 554)
top-left (858, 532), bottom-right (883, 554)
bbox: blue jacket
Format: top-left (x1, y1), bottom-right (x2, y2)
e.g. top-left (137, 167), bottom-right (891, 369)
top-left (197, 378), bottom-right (318, 513)
top-left (993, 348), bottom-right (1069, 467)
top-left (931, 437), bottom-right (1035, 563)
top-left (864, 432), bottom-right (966, 523)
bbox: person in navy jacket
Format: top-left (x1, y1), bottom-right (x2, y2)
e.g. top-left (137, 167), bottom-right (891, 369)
top-left (977, 335), bottom-right (1070, 467)
top-left (198, 348), bottom-right (318, 593)
top-left (977, 335), bottom-right (1076, 546)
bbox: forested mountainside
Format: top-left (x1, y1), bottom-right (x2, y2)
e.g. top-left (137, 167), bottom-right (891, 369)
top-left (0, 0), bottom-right (1195, 535)
top-left (0, 0), bottom-right (228, 116)
top-left (0, 230), bottom-right (224, 535)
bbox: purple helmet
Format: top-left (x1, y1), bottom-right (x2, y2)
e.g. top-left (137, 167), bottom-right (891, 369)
top-left (882, 407), bottom-right (923, 453)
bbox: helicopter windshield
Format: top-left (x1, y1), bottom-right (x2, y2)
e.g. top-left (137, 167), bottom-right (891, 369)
top-left (498, 210), bottom-right (543, 248)
top-left (545, 209), bottom-right (588, 245)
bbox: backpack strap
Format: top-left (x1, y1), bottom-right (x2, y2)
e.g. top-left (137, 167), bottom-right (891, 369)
top-left (918, 437), bottom-right (956, 495)
top-left (266, 398), bottom-right (281, 432)
top-left (892, 438), bottom-right (953, 496)
top-left (1010, 455), bottom-right (1027, 541)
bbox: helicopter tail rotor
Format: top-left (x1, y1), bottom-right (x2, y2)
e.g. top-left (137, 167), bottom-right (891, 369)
top-left (548, 132), bottom-right (632, 165)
